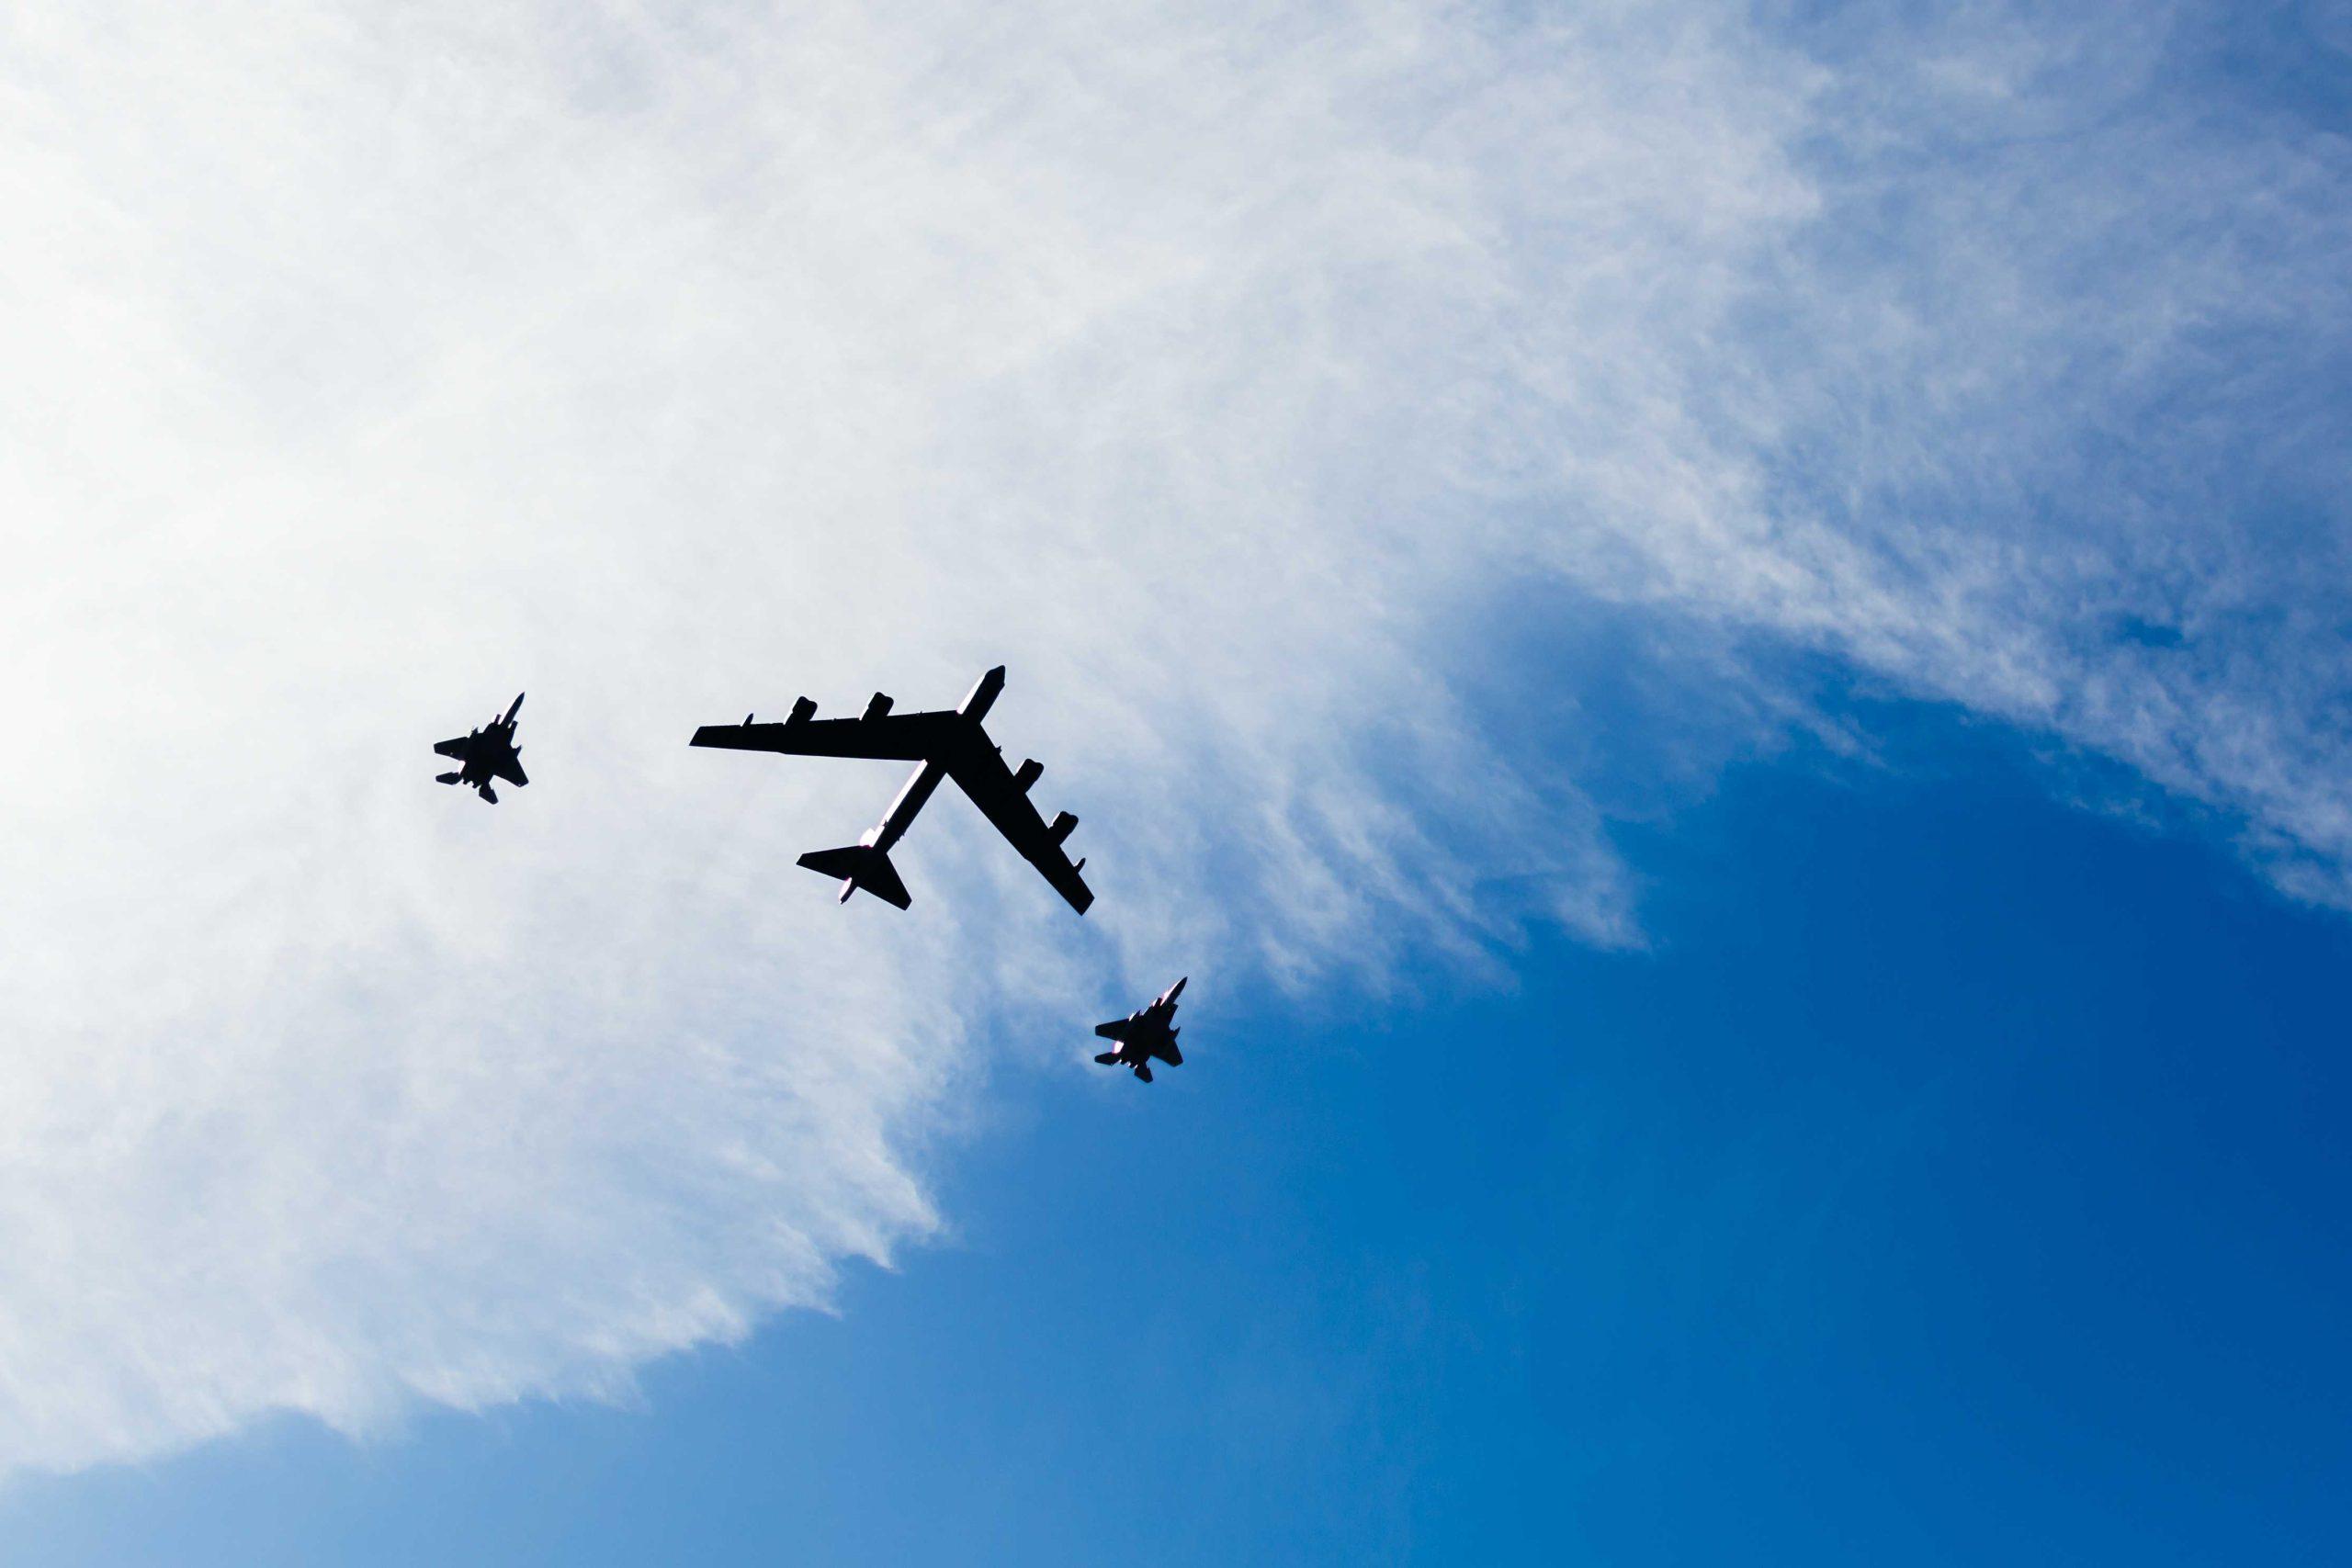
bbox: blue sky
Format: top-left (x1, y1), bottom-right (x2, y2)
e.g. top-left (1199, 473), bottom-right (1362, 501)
top-left (9, 694), bottom-right (2350, 1563)
top-left (6, 0), bottom-right (2352, 1560)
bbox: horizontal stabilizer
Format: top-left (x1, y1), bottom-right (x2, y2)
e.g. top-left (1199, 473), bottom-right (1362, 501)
top-left (797, 844), bottom-right (863, 880)
top-left (857, 851), bottom-right (911, 909)
top-left (797, 843), bottom-right (912, 909)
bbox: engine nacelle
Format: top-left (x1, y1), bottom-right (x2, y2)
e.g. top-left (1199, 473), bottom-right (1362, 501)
top-left (1012, 758), bottom-right (1044, 792)
top-left (1047, 810), bottom-right (1079, 844)
top-left (862, 693), bottom-right (893, 721)
top-left (788, 696), bottom-right (817, 725)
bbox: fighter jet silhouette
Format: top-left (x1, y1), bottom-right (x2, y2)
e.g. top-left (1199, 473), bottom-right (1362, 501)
top-left (690, 666), bottom-right (1091, 913)
top-left (1094, 976), bottom-right (1186, 1083)
top-left (433, 693), bottom-right (528, 804)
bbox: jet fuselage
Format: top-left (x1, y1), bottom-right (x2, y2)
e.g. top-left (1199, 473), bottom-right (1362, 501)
top-left (1095, 977), bottom-right (1186, 1081)
top-left (434, 694), bottom-right (527, 804)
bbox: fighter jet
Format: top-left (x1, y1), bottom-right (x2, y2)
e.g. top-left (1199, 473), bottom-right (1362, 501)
top-left (433, 693), bottom-right (529, 804)
top-left (690, 666), bottom-right (1091, 913)
top-left (1094, 976), bottom-right (1187, 1083)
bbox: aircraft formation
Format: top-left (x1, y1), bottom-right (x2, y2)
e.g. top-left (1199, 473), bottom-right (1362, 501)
top-left (432, 667), bottom-right (1187, 1083)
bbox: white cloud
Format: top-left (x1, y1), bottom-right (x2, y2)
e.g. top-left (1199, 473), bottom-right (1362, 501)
top-left (1, 0), bottom-right (2345, 1473)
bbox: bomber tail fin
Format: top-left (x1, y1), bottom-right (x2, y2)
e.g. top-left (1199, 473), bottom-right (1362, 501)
top-left (796, 843), bottom-right (912, 909)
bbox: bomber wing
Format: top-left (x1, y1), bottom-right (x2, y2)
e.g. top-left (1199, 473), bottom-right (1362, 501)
top-left (943, 747), bottom-right (1094, 914)
top-left (691, 708), bottom-right (968, 762)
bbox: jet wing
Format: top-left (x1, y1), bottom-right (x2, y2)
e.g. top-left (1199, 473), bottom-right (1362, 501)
top-left (1094, 1019), bottom-right (1133, 1042)
top-left (433, 737), bottom-right (471, 760)
top-left (690, 709), bottom-right (967, 762)
top-left (493, 756), bottom-right (529, 788)
top-left (944, 748), bottom-right (1094, 914)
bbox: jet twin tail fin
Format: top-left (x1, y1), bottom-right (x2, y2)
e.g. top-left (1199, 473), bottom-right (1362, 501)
top-left (796, 843), bottom-right (912, 909)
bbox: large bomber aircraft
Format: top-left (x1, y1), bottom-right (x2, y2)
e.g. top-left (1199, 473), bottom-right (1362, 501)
top-left (434, 693), bottom-right (528, 804)
top-left (690, 666), bottom-right (1092, 914)
top-left (1094, 976), bottom-right (1187, 1082)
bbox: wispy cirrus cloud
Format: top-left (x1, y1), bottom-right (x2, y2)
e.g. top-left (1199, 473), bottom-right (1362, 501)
top-left (1, 0), bottom-right (2346, 1475)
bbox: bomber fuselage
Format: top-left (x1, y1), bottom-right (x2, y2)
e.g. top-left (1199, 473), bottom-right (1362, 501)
top-left (859, 666), bottom-right (1004, 855)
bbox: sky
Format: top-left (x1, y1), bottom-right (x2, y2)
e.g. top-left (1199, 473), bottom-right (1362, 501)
top-left (4, 0), bottom-right (2352, 1562)
top-left (9, 699), bottom-right (2352, 1563)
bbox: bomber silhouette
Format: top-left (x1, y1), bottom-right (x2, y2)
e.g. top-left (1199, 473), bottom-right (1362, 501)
top-left (691, 666), bottom-right (1091, 913)
top-left (1094, 976), bottom-right (1187, 1083)
top-left (433, 693), bottom-right (529, 804)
